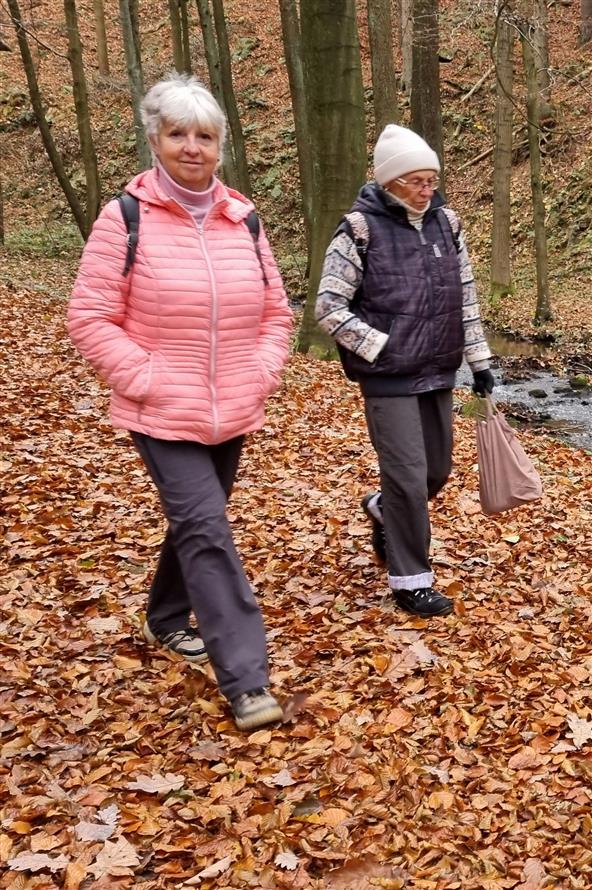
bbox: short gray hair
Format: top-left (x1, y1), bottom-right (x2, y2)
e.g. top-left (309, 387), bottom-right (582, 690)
top-left (141, 73), bottom-right (227, 150)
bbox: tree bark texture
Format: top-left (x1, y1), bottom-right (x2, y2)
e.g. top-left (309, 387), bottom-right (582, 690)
top-left (400, 0), bottom-right (414, 93)
top-left (491, 8), bottom-right (514, 302)
top-left (7, 0), bottom-right (88, 237)
top-left (179, 0), bottom-right (192, 72)
top-left (521, 25), bottom-right (552, 323)
top-left (93, 0), bottom-right (110, 75)
top-left (532, 0), bottom-right (553, 120)
top-left (367, 0), bottom-right (398, 137)
top-left (298, 0), bottom-right (367, 353)
top-left (211, 0), bottom-right (251, 197)
top-left (410, 0), bottom-right (444, 187)
top-left (119, 0), bottom-right (151, 170)
top-left (279, 0), bottom-right (313, 247)
top-left (168, 0), bottom-right (185, 72)
top-left (64, 0), bottom-right (102, 227)
top-left (581, 0), bottom-right (592, 44)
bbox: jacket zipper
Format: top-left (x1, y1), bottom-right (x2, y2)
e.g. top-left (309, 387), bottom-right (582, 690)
top-left (196, 219), bottom-right (219, 440)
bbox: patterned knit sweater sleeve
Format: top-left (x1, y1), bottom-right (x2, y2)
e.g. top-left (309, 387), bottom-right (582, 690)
top-left (443, 208), bottom-right (492, 371)
top-left (314, 230), bottom-right (389, 363)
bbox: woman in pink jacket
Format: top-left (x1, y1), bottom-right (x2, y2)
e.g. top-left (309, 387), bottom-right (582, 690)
top-left (68, 74), bottom-right (292, 731)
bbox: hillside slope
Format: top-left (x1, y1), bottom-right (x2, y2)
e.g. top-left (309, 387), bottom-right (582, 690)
top-left (0, 0), bottom-right (591, 352)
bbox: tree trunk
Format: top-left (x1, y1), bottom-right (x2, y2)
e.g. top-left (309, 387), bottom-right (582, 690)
top-left (119, 0), bottom-right (151, 170)
top-left (490, 8), bottom-right (514, 303)
top-left (194, 0), bottom-right (237, 185)
top-left (93, 0), bottom-right (109, 75)
top-left (521, 23), bottom-right (552, 324)
top-left (7, 0), bottom-right (88, 237)
top-left (168, 0), bottom-right (185, 72)
top-left (367, 0), bottom-right (398, 137)
top-left (211, 0), bottom-right (251, 196)
top-left (180, 0), bottom-right (192, 72)
top-left (581, 0), bottom-right (592, 44)
top-left (298, 0), bottom-right (367, 354)
top-left (532, 0), bottom-right (553, 120)
top-left (64, 0), bottom-right (101, 228)
top-left (400, 0), bottom-right (414, 94)
top-left (279, 0), bottom-right (313, 248)
top-left (410, 0), bottom-right (444, 187)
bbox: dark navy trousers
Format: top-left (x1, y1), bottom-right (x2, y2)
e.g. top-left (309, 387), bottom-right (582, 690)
top-left (132, 433), bottom-right (269, 701)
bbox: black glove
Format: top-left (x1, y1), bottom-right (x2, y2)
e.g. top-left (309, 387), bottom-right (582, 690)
top-left (472, 368), bottom-right (495, 396)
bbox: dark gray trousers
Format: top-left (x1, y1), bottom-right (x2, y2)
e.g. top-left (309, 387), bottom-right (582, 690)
top-left (132, 433), bottom-right (269, 701)
top-left (364, 390), bottom-right (453, 591)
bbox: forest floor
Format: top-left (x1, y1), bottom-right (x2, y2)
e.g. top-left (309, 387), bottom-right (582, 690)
top-left (1, 284), bottom-right (592, 890)
top-left (1, 0), bottom-right (592, 888)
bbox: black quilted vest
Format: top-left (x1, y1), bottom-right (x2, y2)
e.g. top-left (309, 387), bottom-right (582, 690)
top-left (339, 183), bottom-right (464, 397)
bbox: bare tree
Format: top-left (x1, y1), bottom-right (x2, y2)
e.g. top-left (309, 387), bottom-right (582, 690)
top-left (64, 0), bottom-right (101, 227)
top-left (195, 0), bottom-right (237, 184)
top-left (7, 0), bottom-right (88, 236)
top-left (367, 0), bottom-right (398, 137)
top-left (298, 0), bottom-right (367, 353)
top-left (211, 0), bottom-right (251, 196)
top-left (410, 0), bottom-right (444, 183)
top-left (93, 0), bottom-right (109, 75)
top-left (119, 0), bottom-right (151, 170)
top-left (491, 3), bottom-right (515, 302)
top-left (521, 19), bottom-right (552, 323)
top-left (279, 0), bottom-right (313, 246)
top-left (580, 0), bottom-right (592, 45)
top-left (169, 0), bottom-right (191, 72)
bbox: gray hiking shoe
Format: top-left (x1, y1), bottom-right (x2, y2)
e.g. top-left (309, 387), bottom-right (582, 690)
top-left (231, 688), bottom-right (283, 730)
top-left (143, 622), bottom-right (208, 664)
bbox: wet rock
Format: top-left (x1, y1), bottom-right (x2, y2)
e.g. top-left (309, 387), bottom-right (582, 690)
top-left (528, 389), bottom-right (548, 399)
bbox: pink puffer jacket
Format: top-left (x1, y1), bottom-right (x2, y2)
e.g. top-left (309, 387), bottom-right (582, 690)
top-left (68, 169), bottom-right (293, 444)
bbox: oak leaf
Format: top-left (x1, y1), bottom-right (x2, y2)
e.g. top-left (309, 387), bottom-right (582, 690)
top-left (275, 849), bottom-right (299, 870)
top-left (566, 713), bottom-right (592, 749)
top-left (88, 837), bottom-right (140, 878)
top-left (126, 773), bottom-right (185, 794)
top-left (8, 851), bottom-right (70, 873)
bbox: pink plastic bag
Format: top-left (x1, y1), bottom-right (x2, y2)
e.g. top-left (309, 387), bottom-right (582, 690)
top-left (476, 396), bottom-right (543, 515)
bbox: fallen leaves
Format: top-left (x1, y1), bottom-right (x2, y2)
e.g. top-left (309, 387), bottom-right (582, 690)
top-left (1, 288), bottom-right (592, 888)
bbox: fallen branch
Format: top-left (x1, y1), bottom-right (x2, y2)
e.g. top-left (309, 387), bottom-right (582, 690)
top-left (461, 64), bottom-right (494, 102)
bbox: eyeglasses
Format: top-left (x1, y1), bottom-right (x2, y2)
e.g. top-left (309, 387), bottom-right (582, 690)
top-left (395, 176), bottom-right (440, 191)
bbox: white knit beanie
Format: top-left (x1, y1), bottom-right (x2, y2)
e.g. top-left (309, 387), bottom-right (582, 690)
top-left (373, 124), bottom-right (440, 186)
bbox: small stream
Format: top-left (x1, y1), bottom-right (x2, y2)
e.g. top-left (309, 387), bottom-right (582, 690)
top-left (456, 330), bottom-right (592, 452)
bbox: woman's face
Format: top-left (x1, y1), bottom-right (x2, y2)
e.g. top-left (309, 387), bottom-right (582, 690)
top-left (385, 169), bottom-right (439, 211)
top-left (152, 120), bottom-right (219, 191)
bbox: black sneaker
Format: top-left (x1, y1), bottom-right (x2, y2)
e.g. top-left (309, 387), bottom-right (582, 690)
top-left (393, 587), bottom-right (454, 617)
top-left (231, 688), bottom-right (283, 731)
top-left (361, 492), bottom-right (386, 564)
top-left (143, 622), bottom-right (208, 663)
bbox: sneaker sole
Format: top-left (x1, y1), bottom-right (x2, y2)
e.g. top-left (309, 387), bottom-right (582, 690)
top-left (234, 703), bottom-right (284, 731)
top-left (142, 622), bottom-right (209, 664)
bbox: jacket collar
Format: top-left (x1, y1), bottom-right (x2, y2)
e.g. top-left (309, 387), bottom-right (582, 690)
top-left (124, 167), bottom-right (254, 223)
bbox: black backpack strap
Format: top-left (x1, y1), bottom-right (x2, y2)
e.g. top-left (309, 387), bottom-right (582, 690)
top-left (116, 193), bottom-right (140, 277)
top-left (245, 210), bottom-right (269, 286)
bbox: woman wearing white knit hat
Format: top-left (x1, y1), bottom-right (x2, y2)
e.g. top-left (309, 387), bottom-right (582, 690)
top-left (315, 124), bottom-right (494, 618)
